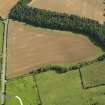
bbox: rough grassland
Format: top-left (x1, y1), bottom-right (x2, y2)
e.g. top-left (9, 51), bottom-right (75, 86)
top-left (29, 0), bottom-right (105, 23)
top-left (35, 71), bottom-right (105, 105)
top-left (7, 20), bottom-right (103, 78)
top-left (0, 0), bottom-right (18, 18)
top-left (5, 75), bottom-right (38, 105)
top-left (80, 61), bottom-right (105, 88)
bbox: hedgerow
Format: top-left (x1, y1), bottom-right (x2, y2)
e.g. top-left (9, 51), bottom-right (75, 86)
top-left (31, 53), bottom-right (105, 74)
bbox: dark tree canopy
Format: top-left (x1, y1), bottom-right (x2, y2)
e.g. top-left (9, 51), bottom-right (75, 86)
top-left (9, 0), bottom-right (105, 47)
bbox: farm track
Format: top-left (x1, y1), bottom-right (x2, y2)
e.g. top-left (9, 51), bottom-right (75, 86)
top-left (1, 19), bottom-right (8, 105)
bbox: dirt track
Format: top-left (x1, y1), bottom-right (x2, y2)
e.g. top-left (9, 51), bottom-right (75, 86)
top-left (0, 0), bottom-right (18, 18)
top-left (7, 20), bottom-right (101, 77)
top-left (29, 0), bottom-right (105, 23)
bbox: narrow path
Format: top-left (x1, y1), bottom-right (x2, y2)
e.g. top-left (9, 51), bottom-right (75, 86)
top-left (15, 96), bottom-right (23, 105)
top-left (1, 18), bottom-right (8, 105)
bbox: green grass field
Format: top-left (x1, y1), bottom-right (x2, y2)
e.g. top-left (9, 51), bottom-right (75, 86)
top-left (34, 70), bottom-right (105, 105)
top-left (5, 69), bottom-right (105, 105)
top-left (80, 61), bottom-right (105, 88)
top-left (6, 75), bottom-right (38, 105)
top-left (85, 86), bottom-right (105, 105)
top-left (35, 71), bottom-right (88, 105)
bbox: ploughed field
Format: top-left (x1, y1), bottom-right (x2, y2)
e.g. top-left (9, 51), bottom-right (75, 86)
top-left (0, 0), bottom-right (18, 18)
top-left (7, 20), bottom-right (102, 78)
top-left (28, 0), bottom-right (105, 23)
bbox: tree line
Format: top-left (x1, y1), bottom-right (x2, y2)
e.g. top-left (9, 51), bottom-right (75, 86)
top-left (31, 53), bottom-right (105, 74)
top-left (9, 0), bottom-right (105, 47)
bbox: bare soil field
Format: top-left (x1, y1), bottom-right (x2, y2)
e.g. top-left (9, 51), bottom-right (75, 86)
top-left (0, 0), bottom-right (18, 18)
top-left (7, 20), bottom-right (102, 77)
top-left (29, 0), bottom-right (105, 23)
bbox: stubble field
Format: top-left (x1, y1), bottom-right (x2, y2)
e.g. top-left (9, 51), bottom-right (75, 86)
top-left (0, 0), bottom-right (18, 18)
top-left (29, 0), bottom-right (105, 23)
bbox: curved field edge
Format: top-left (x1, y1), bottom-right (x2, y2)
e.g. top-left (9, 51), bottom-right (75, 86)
top-left (5, 50), bottom-right (105, 104)
top-left (5, 0), bottom-right (105, 105)
top-left (9, 0), bottom-right (105, 50)
top-left (7, 20), bottom-right (104, 78)
top-left (28, 0), bottom-right (104, 23)
top-left (7, 0), bottom-right (105, 77)
top-left (0, 0), bottom-right (18, 18)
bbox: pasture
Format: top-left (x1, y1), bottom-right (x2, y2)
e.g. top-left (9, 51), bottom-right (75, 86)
top-left (29, 0), bottom-right (105, 23)
top-left (80, 61), bottom-right (105, 88)
top-left (0, 0), bottom-right (18, 18)
top-left (5, 74), bottom-right (38, 105)
top-left (7, 20), bottom-right (103, 77)
top-left (34, 70), bottom-right (105, 105)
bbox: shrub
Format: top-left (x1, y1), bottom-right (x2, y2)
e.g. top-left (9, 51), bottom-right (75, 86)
top-left (97, 54), bottom-right (105, 61)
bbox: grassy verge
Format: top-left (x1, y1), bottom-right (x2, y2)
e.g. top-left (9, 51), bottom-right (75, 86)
top-left (5, 74), bottom-right (38, 105)
top-left (0, 20), bottom-right (4, 78)
top-left (80, 61), bottom-right (105, 88)
top-left (0, 20), bottom-right (4, 55)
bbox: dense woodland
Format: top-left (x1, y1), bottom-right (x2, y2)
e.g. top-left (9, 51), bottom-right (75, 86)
top-left (9, 0), bottom-right (105, 47)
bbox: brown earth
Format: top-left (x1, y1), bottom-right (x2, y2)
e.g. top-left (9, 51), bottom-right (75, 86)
top-left (7, 20), bottom-right (101, 78)
top-left (29, 0), bottom-right (105, 24)
top-left (0, 0), bottom-right (18, 18)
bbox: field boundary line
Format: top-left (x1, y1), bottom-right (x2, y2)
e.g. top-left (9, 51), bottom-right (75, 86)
top-left (78, 68), bottom-right (85, 89)
top-left (85, 83), bottom-right (105, 89)
top-left (79, 68), bottom-right (105, 89)
top-left (32, 73), bottom-right (43, 105)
